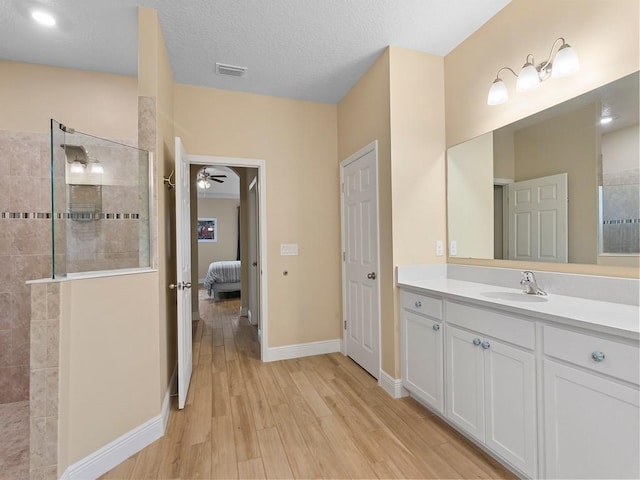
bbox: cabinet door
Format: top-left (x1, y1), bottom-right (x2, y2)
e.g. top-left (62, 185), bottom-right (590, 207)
top-left (544, 359), bottom-right (640, 479)
top-left (445, 325), bottom-right (485, 442)
top-left (484, 339), bottom-right (537, 478)
top-left (402, 311), bottom-right (443, 412)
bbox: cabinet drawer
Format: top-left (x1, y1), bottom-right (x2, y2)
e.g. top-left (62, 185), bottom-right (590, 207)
top-left (446, 301), bottom-right (535, 350)
top-left (544, 326), bottom-right (640, 385)
top-left (401, 290), bottom-right (442, 319)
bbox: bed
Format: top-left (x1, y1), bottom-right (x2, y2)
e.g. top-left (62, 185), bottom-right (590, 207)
top-left (204, 260), bottom-right (241, 298)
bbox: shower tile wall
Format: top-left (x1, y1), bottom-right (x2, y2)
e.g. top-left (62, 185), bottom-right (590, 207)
top-left (0, 129), bottom-right (144, 403)
top-left (602, 167), bottom-right (640, 254)
top-left (0, 130), bottom-right (51, 403)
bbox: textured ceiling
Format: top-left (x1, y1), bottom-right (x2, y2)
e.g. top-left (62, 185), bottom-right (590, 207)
top-left (0, 0), bottom-right (511, 103)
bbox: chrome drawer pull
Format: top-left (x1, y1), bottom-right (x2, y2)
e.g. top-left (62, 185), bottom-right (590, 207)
top-left (591, 351), bottom-right (605, 362)
top-left (481, 340), bottom-right (491, 349)
top-left (473, 338), bottom-right (481, 346)
top-left (415, 300), bottom-right (422, 308)
top-left (432, 324), bottom-right (440, 331)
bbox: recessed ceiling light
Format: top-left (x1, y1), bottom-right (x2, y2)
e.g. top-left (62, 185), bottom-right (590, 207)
top-left (600, 116), bottom-right (613, 125)
top-left (32, 10), bottom-right (56, 27)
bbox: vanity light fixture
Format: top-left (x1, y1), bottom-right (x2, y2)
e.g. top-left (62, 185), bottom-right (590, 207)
top-left (90, 160), bottom-right (104, 174)
top-left (487, 37), bottom-right (579, 106)
top-left (70, 160), bottom-right (85, 173)
top-left (31, 10), bottom-right (56, 27)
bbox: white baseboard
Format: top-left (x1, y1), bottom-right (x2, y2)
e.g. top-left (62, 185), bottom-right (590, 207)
top-left (378, 370), bottom-right (409, 399)
top-left (60, 365), bottom-right (177, 480)
top-left (264, 339), bottom-right (341, 362)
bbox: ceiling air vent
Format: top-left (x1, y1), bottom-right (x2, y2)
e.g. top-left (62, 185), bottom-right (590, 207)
top-left (215, 63), bottom-right (247, 77)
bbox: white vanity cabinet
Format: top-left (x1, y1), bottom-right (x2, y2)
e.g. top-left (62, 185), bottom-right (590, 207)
top-left (542, 326), bottom-right (640, 479)
top-left (444, 301), bottom-right (538, 478)
top-left (400, 290), bottom-right (444, 413)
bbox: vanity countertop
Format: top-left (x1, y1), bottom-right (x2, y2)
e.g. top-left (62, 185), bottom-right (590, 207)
top-left (398, 276), bottom-right (640, 341)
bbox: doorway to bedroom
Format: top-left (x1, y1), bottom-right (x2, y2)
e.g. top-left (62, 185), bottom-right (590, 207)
top-left (188, 159), bottom-right (266, 359)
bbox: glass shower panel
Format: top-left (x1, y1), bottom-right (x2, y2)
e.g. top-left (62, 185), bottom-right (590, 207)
top-left (50, 120), bottom-right (151, 277)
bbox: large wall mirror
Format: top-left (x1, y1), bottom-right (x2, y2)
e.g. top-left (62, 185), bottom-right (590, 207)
top-left (447, 71), bottom-right (639, 267)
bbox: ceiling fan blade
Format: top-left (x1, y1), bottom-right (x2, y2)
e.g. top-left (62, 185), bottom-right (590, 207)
top-left (212, 178), bottom-right (224, 184)
top-left (210, 175), bottom-right (227, 179)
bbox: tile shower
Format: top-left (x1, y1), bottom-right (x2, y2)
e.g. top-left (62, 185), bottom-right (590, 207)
top-left (0, 121), bottom-right (150, 479)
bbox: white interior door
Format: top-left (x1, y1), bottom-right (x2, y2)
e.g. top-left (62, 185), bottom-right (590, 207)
top-left (248, 176), bottom-right (260, 330)
top-left (175, 137), bottom-right (193, 410)
top-left (507, 173), bottom-right (568, 262)
top-left (341, 145), bottom-right (380, 378)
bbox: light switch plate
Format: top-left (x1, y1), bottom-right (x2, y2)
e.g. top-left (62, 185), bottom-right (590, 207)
top-left (280, 243), bottom-right (298, 256)
top-left (450, 240), bottom-right (457, 256)
top-left (436, 240), bottom-right (444, 256)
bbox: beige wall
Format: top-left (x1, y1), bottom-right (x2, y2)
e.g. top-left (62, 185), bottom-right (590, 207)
top-left (174, 84), bottom-right (341, 347)
top-left (58, 272), bottom-right (160, 469)
top-left (513, 103), bottom-right (599, 264)
top-left (138, 7), bottom-right (177, 401)
top-left (0, 61), bottom-right (137, 138)
top-left (447, 132), bottom-right (494, 259)
top-left (196, 197), bottom-right (240, 280)
top-left (337, 47), bottom-right (446, 377)
top-left (389, 48), bottom-right (446, 376)
top-left (602, 124), bottom-right (640, 173)
top-left (445, 0), bottom-right (640, 278)
top-left (338, 49), bottom-right (393, 374)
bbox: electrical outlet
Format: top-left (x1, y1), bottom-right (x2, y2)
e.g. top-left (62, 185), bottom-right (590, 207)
top-left (436, 240), bottom-right (443, 256)
top-left (280, 243), bottom-right (298, 256)
top-left (450, 240), bottom-right (457, 256)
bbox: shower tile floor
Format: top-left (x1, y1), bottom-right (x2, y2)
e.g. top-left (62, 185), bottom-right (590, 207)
top-left (0, 401), bottom-right (29, 480)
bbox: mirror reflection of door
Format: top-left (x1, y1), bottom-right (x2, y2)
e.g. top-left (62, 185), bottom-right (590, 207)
top-left (506, 173), bottom-right (568, 263)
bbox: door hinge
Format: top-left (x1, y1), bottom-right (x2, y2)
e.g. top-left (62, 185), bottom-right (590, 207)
top-left (344, 320), bottom-right (347, 330)
top-left (342, 251), bottom-right (346, 261)
top-left (341, 182), bottom-right (344, 193)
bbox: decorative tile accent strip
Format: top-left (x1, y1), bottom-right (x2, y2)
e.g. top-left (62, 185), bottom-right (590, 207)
top-left (1, 212), bottom-right (140, 220)
top-left (602, 218), bottom-right (640, 225)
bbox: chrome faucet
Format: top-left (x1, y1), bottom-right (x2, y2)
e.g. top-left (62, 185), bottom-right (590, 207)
top-left (520, 271), bottom-right (547, 295)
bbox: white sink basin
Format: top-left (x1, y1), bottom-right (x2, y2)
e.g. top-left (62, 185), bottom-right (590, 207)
top-left (482, 291), bottom-right (549, 303)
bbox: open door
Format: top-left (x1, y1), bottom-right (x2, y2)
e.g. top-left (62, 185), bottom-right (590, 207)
top-left (248, 176), bottom-right (260, 331)
top-left (175, 137), bottom-right (193, 409)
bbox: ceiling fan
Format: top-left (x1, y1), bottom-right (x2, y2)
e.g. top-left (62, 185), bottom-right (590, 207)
top-left (197, 169), bottom-right (226, 189)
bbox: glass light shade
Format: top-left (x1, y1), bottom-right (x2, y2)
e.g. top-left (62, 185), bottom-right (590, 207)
top-left (487, 79), bottom-right (508, 105)
top-left (90, 161), bottom-right (104, 174)
top-left (551, 44), bottom-right (579, 78)
top-left (516, 63), bottom-right (541, 92)
top-left (197, 179), bottom-right (210, 189)
top-left (70, 161), bottom-right (85, 173)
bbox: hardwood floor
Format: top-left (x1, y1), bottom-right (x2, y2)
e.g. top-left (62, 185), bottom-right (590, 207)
top-left (101, 289), bottom-right (516, 479)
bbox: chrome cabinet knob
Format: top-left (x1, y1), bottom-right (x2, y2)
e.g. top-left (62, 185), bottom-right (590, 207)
top-left (415, 300), bottom-right (422, 308)
top-left (591, 351), bottom-right (605, 362)
top-left (481, 340), bottom-right (491, 349)
top-left (473, 338), bottom-right (481, 346)
top-left (432, 324), bottom-right (440, 331)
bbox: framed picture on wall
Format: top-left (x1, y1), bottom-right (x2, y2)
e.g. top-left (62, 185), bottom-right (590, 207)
top-left (197, 217), bottom-right (217, 242)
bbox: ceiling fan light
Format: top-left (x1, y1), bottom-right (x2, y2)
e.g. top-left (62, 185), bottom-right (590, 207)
top-left (197, 179), bottom-right (211, 189)
top-left (487, 78), bottom-right (508, 105)
top-left (516, 63), bottom-right (541, 92)
top-left (551, 43), bottom-right (579, 78)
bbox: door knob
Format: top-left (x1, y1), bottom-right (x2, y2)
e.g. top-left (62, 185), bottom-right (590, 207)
top-left (183, 282), bottom-right (192, 289)
top-left (252, 262), bottom-right (258, 266)
top-left (481, 340), bottom-right (491, 349)
top-left (367, 272), bottom-right (376, 280)
top-left (169, 283), bottom-right (179, 290)
top-left (432, 324), bottom-right (440, 331)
